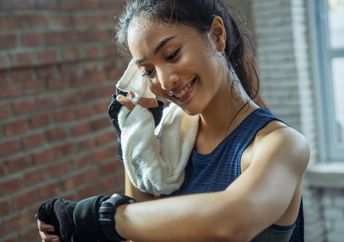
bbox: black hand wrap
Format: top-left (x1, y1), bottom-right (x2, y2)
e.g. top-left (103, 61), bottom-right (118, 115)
top-left (36, 198), bottom-right (77, 242)
top-left (108, 91), bottom-right (164, 161)
top-left (36, 195), bottom-right (123, 242)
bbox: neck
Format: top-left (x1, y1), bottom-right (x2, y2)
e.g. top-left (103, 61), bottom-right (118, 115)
top-left (198, 83), bottom-right (258, 140)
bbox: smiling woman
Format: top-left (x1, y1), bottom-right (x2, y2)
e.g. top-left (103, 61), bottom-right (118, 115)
top-left (36, 1), bottom-right (309, 242)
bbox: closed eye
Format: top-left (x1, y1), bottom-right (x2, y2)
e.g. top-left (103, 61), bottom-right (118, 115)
top-left (166, 48), bottom-right (181, 61)
top-left (142, 68), bottom-right (155, 79)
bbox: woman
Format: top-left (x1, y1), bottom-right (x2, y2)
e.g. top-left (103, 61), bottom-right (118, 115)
top-left (37, 0), bottom-right (309, 241)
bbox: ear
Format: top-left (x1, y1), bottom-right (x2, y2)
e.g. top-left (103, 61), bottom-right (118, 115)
top-left (208, 16), bottom-right (226, 52)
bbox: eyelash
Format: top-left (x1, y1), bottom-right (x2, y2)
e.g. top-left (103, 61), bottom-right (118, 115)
top-left (142, 48), bottom-right (181, 79)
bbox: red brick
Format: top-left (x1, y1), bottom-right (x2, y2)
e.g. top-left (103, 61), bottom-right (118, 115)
top-left (46, 31), bottom-right (68, 46)
top-left (38, 50), bottom-right (57, 65)
top-left (0, 199), bottom-right (10, 216)
top-left (31, 113), bottom-right (51, 128)
top-left (0, 54), bottom-right (10, 70)
top-left (22, 133), bottom-right (45, 150)
top-left (37, 182), bottom-right (59, 200)
top-left (22, 78), bottom-right (46, 94)
top-left (36, 65), bottom-right (56, 79)
top-left (102, 44), bottom-right (118, 57)
top-left (59, 0), bottom-right (80, 11)
top-left (78, 184), bottom-right (97, 198)
top-left (0, 34), bottom-right (17, 50)
top-left (46, 128), bottom-right (66, 142)
top-left (24, 167), bottom-right (49, 184)
top-left (60, 92), bottom-right (80, 106)
top-left (8, 69), bottom-right (34, 82)
top-left (22, 14), bottom-right (49, 29)
top-left (11, 52), bottom-right (36, 67)
top-left (36, 0), bottom-right (58, 9)
top-left (91, 117), bottom-right (110, 131)
top-left (0, 176), bottom-right (24, 196)
top-left (80, 88), bottom-right (99, 101)
top-left (74, 154), bottom-right (91, 168)
top-left (84, 69), bottom-right (107, 84)
top-left (3, 119), bottom-right (29, 136)
top-left (7, 210), bottom-right (35, 231)
top-left (36, 95), bottom-right (59, 109)
top-left (50, 15), bottom-right (73, 27)
top-left (54, 143), bottom-right (75, 158)
top-left (0, 16), bottom-right (23, 31)
top-left (93, 101), bottom-right (108, 114)
top-left (21, 32), bottom-right (46, 47)
top-left (99, 85), bottom-right (116, 96)
top-left (99, 160), bottom-right (117, 174)
top-left (99, 0), bottom-right (122, 9)
top-left (0, 141), bottom-right (19, 157)
top-left (49, 160), bottom-right (70, 176)
top-left (76, 105), bottom-right (94, 118)
top-left (76, 139), bottom-right (95, 150)
top-left (69, 122), bottom-right (91, 136)
top-left (54, 110), bottom-right (76, 123)
top-left (0, 103), bottom-right (11, 119)
top-left (90, 147), bottom-right (114, 162)
top-left (19, 225), bottom-right (41, 242)
top-left (62, 47), bottom-right (81, 62)
top-left (61, 173), bottom-right (84, 190)
top-left (12, 97), bottom-right (36, 115)
top-left (32, 148), bottom-right (55, 164)
top-left (81, 0), bottom-right (98, 9)
top-left (95, 132), bottom-right (115, 145)
top-left (84, 45), bottom-right (102, 59)
top-left (5, 156), bottom-right (32, 173)
top-left (13, 190), bottom-right (36, 210)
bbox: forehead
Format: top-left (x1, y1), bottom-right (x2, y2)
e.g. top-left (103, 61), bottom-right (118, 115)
top-left (127, 16), bottom-right (200, 58)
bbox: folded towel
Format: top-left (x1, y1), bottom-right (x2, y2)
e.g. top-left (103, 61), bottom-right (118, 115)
top-left (116, 59), bottom-right (199, 195)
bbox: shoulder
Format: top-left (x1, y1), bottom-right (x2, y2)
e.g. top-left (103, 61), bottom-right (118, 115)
top-left (251, 120), bottom-right (310, 175)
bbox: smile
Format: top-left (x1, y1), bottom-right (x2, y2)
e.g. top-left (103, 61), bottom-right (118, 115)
top-left (170, 76), bottom-right (197, 102)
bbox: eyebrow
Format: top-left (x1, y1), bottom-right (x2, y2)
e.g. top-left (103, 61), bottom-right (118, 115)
top-left (135, 36), bottom-right (176, 65)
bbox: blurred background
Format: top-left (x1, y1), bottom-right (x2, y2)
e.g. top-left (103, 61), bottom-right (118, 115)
top-left (0, 0), bottom-right (343, 241)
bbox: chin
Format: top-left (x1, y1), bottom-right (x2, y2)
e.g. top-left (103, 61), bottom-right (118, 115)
top-left (179, 106), bottom-right (202, 116)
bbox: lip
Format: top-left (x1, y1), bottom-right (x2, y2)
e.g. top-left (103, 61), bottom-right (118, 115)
top-left (173, 76), bottom-right (197, 103)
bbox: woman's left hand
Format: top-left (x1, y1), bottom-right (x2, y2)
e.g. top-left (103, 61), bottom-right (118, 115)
top-left (116, 92), bottom-right (159, 110)
top-left (37, 219), bottom-right (61, 242)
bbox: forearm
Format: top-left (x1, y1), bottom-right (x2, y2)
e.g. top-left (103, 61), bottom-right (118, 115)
top-left (114, 191), bottom-right (246, 242)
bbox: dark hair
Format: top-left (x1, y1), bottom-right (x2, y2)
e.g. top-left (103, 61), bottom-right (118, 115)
top-left (116, 0), bottom-right (266, 107)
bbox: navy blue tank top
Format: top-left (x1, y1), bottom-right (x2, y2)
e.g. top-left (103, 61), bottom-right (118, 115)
top-left (170, 108), bottom-right (304, 242)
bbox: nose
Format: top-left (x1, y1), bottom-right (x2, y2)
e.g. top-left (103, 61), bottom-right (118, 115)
top-left (156, 66), bottom-right (179, 91)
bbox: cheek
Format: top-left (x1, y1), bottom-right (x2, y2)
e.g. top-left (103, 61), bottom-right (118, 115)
top-left (148, 79), bottom-right (168, 98)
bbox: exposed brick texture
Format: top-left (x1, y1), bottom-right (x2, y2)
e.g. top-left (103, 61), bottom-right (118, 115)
top-left (0, 1), bottom-right (126, 241)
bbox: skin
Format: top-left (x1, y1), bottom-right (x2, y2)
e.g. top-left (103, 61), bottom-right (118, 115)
top-left (37, 15), bottom-right (310, 242)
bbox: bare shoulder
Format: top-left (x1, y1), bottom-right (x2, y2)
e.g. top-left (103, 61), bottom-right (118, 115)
top-left (251, 120), bottom-right (310, 175)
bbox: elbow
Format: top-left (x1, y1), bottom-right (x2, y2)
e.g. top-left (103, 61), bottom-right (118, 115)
top-left (212, 220), bottom-right (253, 242)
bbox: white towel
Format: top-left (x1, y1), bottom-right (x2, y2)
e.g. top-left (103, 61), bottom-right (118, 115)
top-left (116, 59), bottom-right (199, 195)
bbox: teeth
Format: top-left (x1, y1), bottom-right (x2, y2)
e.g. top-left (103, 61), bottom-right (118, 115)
top-left (175, 83), bottom-right (191, 98)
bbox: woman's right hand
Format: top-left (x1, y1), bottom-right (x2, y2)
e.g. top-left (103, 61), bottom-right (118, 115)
top-left (37, 220), bottom-right (61, 242)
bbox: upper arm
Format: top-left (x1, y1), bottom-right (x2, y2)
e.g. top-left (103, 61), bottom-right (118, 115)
top-left (125, 173), bottom-right (158, 202)
top-left (222, 127), bottom-right (309, 239)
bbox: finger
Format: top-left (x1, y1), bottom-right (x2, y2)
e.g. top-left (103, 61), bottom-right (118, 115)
top-left (137, 97), bottom-right (158, 108)
top-left (39, 231), bottom-right (60, 241)
top-left (116, 94), bottom-right (135, 110)
top-left (37, 220), bottom-right (55, 233)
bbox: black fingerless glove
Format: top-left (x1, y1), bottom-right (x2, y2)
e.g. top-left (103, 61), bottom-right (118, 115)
top-left (36, 195), bottom-right (135, 242)
top-left (108, 91), bottom-right (164, 161)
top-left (36, 198), bottom-right (77, 242)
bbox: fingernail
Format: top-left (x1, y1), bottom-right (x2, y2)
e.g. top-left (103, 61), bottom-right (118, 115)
top-left (129, 92), bottom-right (135, 98)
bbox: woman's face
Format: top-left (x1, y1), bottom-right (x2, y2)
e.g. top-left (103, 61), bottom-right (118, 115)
top-left (127, 16), bottom-right (229, 115)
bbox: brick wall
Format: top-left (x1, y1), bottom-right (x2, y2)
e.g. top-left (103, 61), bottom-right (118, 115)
top-left (0, 1), bottom-right (127, 241)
